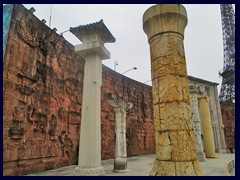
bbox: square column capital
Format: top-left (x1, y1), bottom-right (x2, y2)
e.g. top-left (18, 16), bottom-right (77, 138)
top-left (70, 19), bottom-right (116, 43)
top-left (75, 41), bottom-right (110, 60)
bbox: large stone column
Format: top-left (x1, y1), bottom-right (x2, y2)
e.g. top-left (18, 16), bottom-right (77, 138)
top-left (198, 96), bottom-right (216, 158)
top-left (213, 86), bottom-right (226, 151)
top-left (105, 93), bottom-right (133, 172)
top-left (143, 4), bottom-right (204, 176)
top-left (70, 20), bottom-right (115, 176)
top-left (189, 84), bottom-right (206, 162)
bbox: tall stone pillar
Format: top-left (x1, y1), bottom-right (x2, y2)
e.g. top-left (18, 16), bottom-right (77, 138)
top-left (143, 4), bottom-right (204, 176)
top-left (198, 96), bottom-right (216, 158)
top-left (70, 20), bottom-right (115, 176)
top-left (105, 93), bottom-right (133, 172)
top-left (113, 107), bottom-right (129, 172)
top-left (189, 84), bottom-right (206, 162)
top-left (213, 86), bottom-right (226, 151)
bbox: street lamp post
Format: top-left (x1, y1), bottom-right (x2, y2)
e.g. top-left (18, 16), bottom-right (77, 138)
top-left (114, 61), bottom-right (118, 71)
top-left (121, 67), bottom-right (137, 75)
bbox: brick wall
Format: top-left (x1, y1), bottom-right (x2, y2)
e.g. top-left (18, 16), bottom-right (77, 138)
top-left (3, 4), bottom-right (154, 176)
top-left (102, 66), bottom-right (155, 159)
top-left (220, 102), bottom-right (235, 152)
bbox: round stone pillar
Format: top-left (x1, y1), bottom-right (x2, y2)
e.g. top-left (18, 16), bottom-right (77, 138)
top-left (189, 84), bottom-right (206, 162)
top-left (104, 93), bottom-right (133, 173)
top-left (113, 107), bottom-right (128, 172)
top-left (143, 4), bottom-right (204, 176)
top-left (198, 96), bottom-right (216, 158)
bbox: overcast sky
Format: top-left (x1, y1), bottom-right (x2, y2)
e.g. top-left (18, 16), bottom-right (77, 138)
top-left (22, 4), bottom-right (235, 91)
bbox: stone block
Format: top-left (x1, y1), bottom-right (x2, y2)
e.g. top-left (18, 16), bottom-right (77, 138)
top-left (152, 75), bottom-right (190, 104)
top-left (169, 130), bottom-right (197, 161)
top-left (192, 160), bottom-right (205, 176)
top-left (175, 161), bottom-right (197, 176)
top-left (150, 159), bottom-right (176, 176)
top-left (150, 34), bottom-right (185, 60)
top-left (153, 102), bottom-right (193, 131)
top-left (157, 161), bottom-right (176, 176)
top-left (149, 159), bottom-right (158, 176)
top-left (151, 56), bottom-right (187, 77)
top-left (155, 131), bottom-right (171, 160)
top-left (3, 168), bottom-right (14, 176)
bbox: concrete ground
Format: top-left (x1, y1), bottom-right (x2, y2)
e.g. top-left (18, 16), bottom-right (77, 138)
top-left (26, 152), bottom-right (235, 176)
top-left (230, 167), bottom-right (235, 176)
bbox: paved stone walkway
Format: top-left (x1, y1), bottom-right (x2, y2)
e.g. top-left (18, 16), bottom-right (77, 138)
top-left (230, 167), bottom-right (235, 176)
top-left (199, 152), bottom-right (235, 176)
top-left (26, 152), bottom-right (235, 176)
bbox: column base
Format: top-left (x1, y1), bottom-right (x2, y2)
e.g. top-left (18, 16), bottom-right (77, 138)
top-left (113, 169), bottom-right (129, 173)
top-left (196, 151), bottom-right (206, 162)
top-left (75, 166), bottom-right (105, 176)
top-left (113, 157), bottom-right (128, 172)
top-left (205, 153), bottom-right (216, 158)
top-left (149, 159), bottom-right (204, 176)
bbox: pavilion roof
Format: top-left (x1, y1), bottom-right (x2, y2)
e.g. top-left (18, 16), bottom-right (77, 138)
top-left (70, 19), bottom-right (116, 43)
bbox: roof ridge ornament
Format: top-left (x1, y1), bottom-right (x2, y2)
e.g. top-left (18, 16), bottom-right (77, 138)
top-left (70, 19), bottom-right (116, 43)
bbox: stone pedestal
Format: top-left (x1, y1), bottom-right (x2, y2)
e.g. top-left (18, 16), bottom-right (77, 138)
top-left (105, 93), bottom-right (133, 172)
top-left (189, 84), bottom-right (206, 162)
top-left (143, 4), bottom-right (204, 176)
top-left (198, 96), bottom-right (216, 158)
top-left (70, 20), bottom-right (115, 176)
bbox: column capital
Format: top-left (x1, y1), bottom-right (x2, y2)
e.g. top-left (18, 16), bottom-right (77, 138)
top-left (189, 84), bottom-right (199, 94)
top-left (114, 107), bottom-right (125, 113)
top-left (70, 20), bottom-right (115, 60)
top-left (75, 41), bottom-right (110, 60)
top-left (143, 4), bottom-right (188, 41)
top-left (104, 93), bottom-right (133, 110)
top-left (198, 96), bottom-right (210, 103)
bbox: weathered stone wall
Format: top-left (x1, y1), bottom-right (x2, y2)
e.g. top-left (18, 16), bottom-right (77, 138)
top-left (220, 102), bottom-right (235, 152)
top-left (3, 4), bottom-right (85, 176)
top-left (3, 4), bottom-right (154, 176)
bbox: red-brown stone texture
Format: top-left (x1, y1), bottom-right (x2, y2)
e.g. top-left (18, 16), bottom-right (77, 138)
top-left (3, 4), bottom-right (154, 176)
top-left (220, 102), bottom-right (235, 152)
top-left (102, 67), bottom-right (155, 159)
